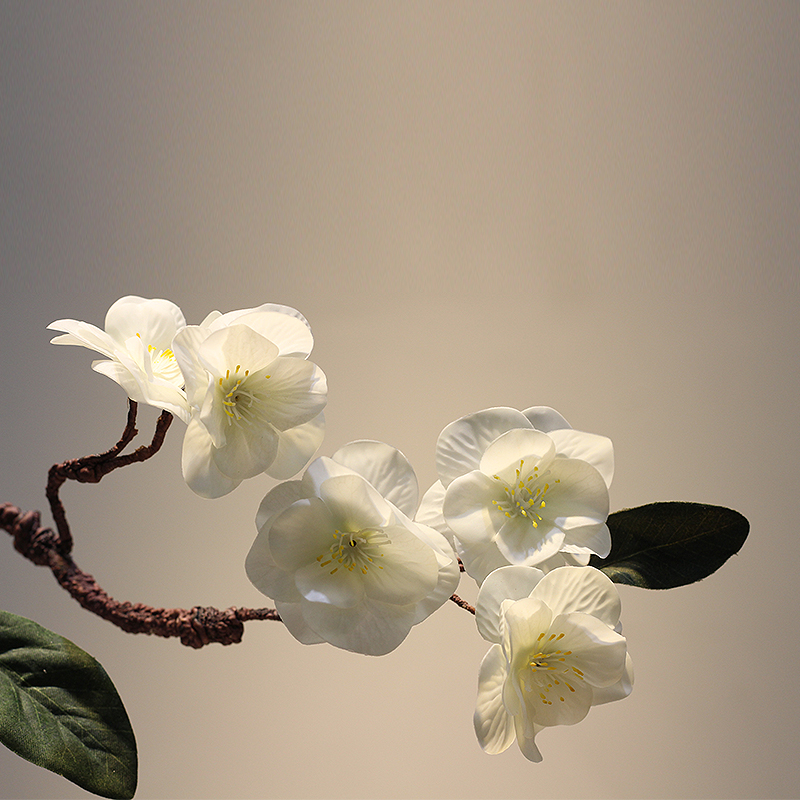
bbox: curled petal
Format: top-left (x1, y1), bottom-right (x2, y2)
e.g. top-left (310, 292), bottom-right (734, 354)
top-left (592, 652), bottom-right (635, 706)
top-left (474, 645), bottom-right (516, 755)
top-left (414, 480), bottom-right (452, 541)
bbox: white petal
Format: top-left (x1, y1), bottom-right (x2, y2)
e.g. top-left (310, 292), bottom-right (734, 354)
top-left (255, 479), bottom-right (311, 532)
top-left (495, 515), bottom-right (565, 565)
top-left (172, 325), bottom-right (213, 409)
top-left (300, 597), bottom-right (416, 655)
top-left (303, 455), bottom-right (357, 495)
top-left (331, 440), bottom-right (419, 517)
top-left (544, 612), bottom-right (627, 688)
top-left (245, 527), bottom-right (304, 604)
top-left (360, 524), bottom-right (439, 606)
top-left (541, 458), bottom-right (609, 525)
top-left (198, 325), bottom-right (280, 379)
top-left (474, 644), bottom-right (516, 755)
top-left (210, 418), bottom-right (280, 480)
top-left (592, 652), bottom-right (634, 705)
top-left (217, 309), bottom-right (314, 358)
top-left (253, 357), bottom-right (327, 431)
top-left (547, 428), bottom-right (614, 489)
top-left (561, 522), bottom-right (612, 559)
top-left (502, 597), bottom-right (554, 672)
top-left (443, 471), bottom-right (507, 545)
top-left (409, 526), bottom-right (460, 625)
top-left (48, 319), bottom-right (117, 358)
top-left (457, 538), bottom-right (511, 585)
top-left (479, 428), bottom-right (556, 482)
top-left (517, 663), bottom-right (593, 729)
top-left (531, 566), bottom-right (621, 628)
top-left (274, 601), bottom-right (325, 645)
top-left (181, 417), bottom-right (241, 498)
top-left (294, 559), bottom-right (365, 608)
top-left (104, 296), bottom-right (185, 349)
top-left (513, 717), bottom-right (544, 763)
top-left (319, 474), bottom-right (394, 532)
top-left (266, 412), bottom-right (325, 480)
top-left (414, 480), bottom-right (453, 541)
top-left (476, 566), bottom-right (546, 644)
top-left (435, 407), bottom-right (532, 487)
top-left (522, 406), bottom-right (571, 433)
top-left (268, 497), bottom-right (337, 572)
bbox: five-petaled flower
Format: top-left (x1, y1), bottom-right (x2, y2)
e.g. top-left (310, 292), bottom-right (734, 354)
top-left (416, 406), bottom-right (614, 583)
top-left (246, 440), bottom-right (460, 655)
top-left (172, 303), bottom-right (327, 498)
top-left (48, 295), bottom-right (190, 420)
top-left (473, 565), bottom-right (633, 762)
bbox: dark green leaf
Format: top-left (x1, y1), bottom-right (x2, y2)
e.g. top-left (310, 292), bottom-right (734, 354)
top-left (589, 502), bottom-right (749, 589)
top-left (0, 610), bottom-right (137, 799)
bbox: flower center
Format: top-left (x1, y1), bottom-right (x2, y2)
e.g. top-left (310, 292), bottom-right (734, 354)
top-left (522, 630), bottom-right (585, 705)
top-left (218, 365), bottom-right (271, 426)
top-left (315, 528), bottom-right (390, 576)
top-left (492, 459), bottom-right (559, 527)
top-left (135, 333), bottom-right (183, 387)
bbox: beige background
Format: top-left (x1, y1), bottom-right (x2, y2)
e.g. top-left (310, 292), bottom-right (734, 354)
top-left (1, 2), bottom-right (798, 798)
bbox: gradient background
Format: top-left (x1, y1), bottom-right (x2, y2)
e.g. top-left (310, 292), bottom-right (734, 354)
top-left (1, 3), bottom-right (798, 798)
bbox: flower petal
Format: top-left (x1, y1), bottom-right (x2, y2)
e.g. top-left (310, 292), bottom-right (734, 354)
top-left (474, 644), bottom-right (516, 755)
top-left (274, 601), bottom-right (325, 645)
top-left (457, 538), bottom-right (511, 585)
top-left (476, 566), bottom-right (546, 644)
top-left (591, 652), bottom-right (634, 705)
top-left (414, 480), bottom-right (452, 541)
top-left (544, 612), bottom-right (627, 688)
top-left (300, 597), bottom-right (416, 656)
top-left (332, 440), bottom-right (419, 517)
top-left (294, 559), bottom-right (365, 608)
top-left (245, 528), bottom-right (304, 604)
top-left (531, 566), bottom-right (621, 628)
top-left (522, 406), bottom-right (571, 433)
top-left (319, 474), bottom-right (394, 532)
top-left (266, 412), bottom-right (326, 480)
top-left (495, 515), bottom-right (565, 565)
top-left (547, 428), bottom-right (614, 489)
top-left (479, 428), bottom-right (556, 481)
top-left (220, 308), bottom-right (314, 358)
top-left (181, 417), bottom-right (241, 498)
top-left (359, 524), bottom-right (439, 606)
top-left (253, 357), bottom-right (327, 431)
top-left (541, 457), bottom-right (609, 525)
top-left (268, 497), bottom-right (338, 572)
top-left (255, 479), bottom-right (312, 532)
top-left (104, 296), bottom-right (185, 348)
top-left (48, 319), bottom-right (117, 358)
top-left (198, 325), bottom-right (280, 379)
top-left (436, 407), bottom-right (532, 487)
top-left (561, 522), bottom-right (612, 560)
top-left (172, 325), bottom-right (213, 409)
top-left (210, 418), bottom-right (280, 480)
top-left (443, 471), bottom-right (507, 545)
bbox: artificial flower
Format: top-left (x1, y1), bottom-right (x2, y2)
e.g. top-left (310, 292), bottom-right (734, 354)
top-left (245, 440), bottom-right (460, 655)
top-left (172, 304), bottom-right (327, 498)
top-left (48, 295), bottom-right (190, 420)
top-left (416, 406), bottom-right (613, 582)
top-left (473, 565), bottom-right (633, 762)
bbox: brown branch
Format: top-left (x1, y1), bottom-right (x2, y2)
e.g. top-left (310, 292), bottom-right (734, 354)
top-left (2, 402), bottom-right (282, 648)
top-left (449, 593), bottom-right (475, 615)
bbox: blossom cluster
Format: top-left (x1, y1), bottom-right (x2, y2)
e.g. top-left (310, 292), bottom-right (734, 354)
top-left (50, 296), bottom-right (632, 762)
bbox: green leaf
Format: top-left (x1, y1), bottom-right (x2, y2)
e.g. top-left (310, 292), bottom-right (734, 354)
top-left (589, 502), bottom-right (749, 589)
top-left (0, 610), bottom-right (137, 799)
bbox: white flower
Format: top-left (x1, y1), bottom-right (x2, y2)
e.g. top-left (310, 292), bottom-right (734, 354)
top-left (416, 407), bottom-right (614, 583)
top-left (474, 565), bottom-right (633, 762)
top-left (245, 440), bottom-right (460, 655)
top-left (48, 295), bottom-right (190, 420)
top-left (172, 304), bottom-right (327, 498)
